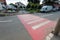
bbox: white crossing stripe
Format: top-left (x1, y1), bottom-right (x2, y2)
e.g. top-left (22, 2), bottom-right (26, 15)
top-left (24, 17), bottom-right (40, 21)
top-left (21, 15), bottom-right (31, 17)
top-left (27, 18), bottom-right (44, 24)
top-left (20, 15), bottom-right (33, 17)
top-left (32, 21), bottom-right (51, 30)
top-left (45, 33), bottom-right (54, 40)
top-left (48, 33), bottom-right (54, 38)
top-left (20, 15), bottom-right (40, 19)
top-left (20, 14), bottom-right (30, 16)
top-left (22, 16), bottom-right (37, 20)
top-left (46, 36), bottom-right (51, 40)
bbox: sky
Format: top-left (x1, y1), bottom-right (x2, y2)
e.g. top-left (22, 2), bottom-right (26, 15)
top-left (6, 0), bottom-right (43, 5)
top-left (6, 0), bottom-right (28, 5)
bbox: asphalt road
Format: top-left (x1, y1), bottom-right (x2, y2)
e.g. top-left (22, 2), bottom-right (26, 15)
top-left (0, 16), bottom-right (32, 40)
top-left (33, 11), bottom-right (60, 40)
top-left (0, 11), bottom-right (60, 40)
top-left (33, 11), bottom-right (60, 21)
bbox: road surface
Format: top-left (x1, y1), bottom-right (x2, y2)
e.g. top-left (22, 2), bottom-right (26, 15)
top-left (0, 16), bottom-right (32, 40)
top-left (34, 11), bottom-right (60, 21)
top-left (0, 11), bottom-right (60, 40)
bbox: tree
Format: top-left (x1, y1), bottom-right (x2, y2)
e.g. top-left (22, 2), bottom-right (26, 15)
top-left (28, 0), bottom-right (40, 4)
top-left (43, 0), bottom-right (59, 5)
top-left (26, 0), bottom-right (41, 12)
top-left (27, 0), bottom-right (40, 9)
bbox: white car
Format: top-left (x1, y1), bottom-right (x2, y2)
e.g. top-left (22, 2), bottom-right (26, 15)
top-left (6, 5), bottom-right (17, 12)
top-left (0, 2), bottom-right (6, 11)
top-left (7, 5), bottom-right (17, 10)
top-left (40, 5), bottom-right (53, 12)
top-left (40, 5), bottom-right (60, 13)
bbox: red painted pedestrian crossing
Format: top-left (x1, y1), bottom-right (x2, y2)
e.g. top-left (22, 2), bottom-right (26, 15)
top-left (17, 14), bottom-right (56, 40)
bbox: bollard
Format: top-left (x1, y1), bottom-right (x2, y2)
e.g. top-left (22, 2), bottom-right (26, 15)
top-left (53, 18), bottom-right (60, 36)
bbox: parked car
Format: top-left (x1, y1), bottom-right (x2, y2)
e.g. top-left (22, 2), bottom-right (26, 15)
top-left (0, 2), bottom-right (6, 12)
top-left (7, 5), bottom-right (17, 10)
top-left (40, 5), bottom-right (53, 12)
top-left (6, 5), bottom-right (17, 12)
top-left (40, 5), bottom-right (60, 13)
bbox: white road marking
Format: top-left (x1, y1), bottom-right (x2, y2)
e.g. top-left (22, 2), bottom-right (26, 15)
top-left (46, 33), bottom-right (54, 40)
top-left (22, 15), bottom-right (36, 19)
top-left (27, 18), bottom-right (44, 24)
top-left (48, 33), bottom-right (54, 38)
top-left (0, 20), bottom-right (13, 22)
top-left (46, 36), bottom-right (51, 40)
top-left (20, 15), bottom-right (32, 17)
top-left (41, 14), bottom-right (53, 17)
top-left (22, 16), bottom-right (37, 20)
top-left (32, 21), bottom-right (51, 30)
top-left (24, 17), bottom-right (40, 21)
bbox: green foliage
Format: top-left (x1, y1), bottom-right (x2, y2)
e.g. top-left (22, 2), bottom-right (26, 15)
top-left (26, 0), bottom-right (41, 13)
top-left (28, 0), bottom-right (40, 4)
top-left (43, 0), bottom-right (58, 5)
top-left (28, 9), bottom-right (40, 13)
top-left (29, 10), bottom-right (34, 13)
top-left (26, 2), bottom-right (42, 13)
top-left (27, 2), bottom-right (41, 9)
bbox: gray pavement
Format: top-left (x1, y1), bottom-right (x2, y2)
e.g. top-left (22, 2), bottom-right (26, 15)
top-left (33, 11), bottom-right (60, 21)
top-left (18, 11), bottom-right (60, 40)
top-left (17, 11), bottom-right (60, 40)
top-left (0, 11), bottom-right (60, 40)
top-left (19, 10), bottom-right (60, 21)
top-left (33, 11), bottom-right (60, 40)
top-left (0, 16), bottom-right (32, 40)
top-left (51, 35), bottom-right (60, 40)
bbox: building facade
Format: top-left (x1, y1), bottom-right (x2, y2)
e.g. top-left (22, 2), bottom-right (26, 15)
top-left (15, 2), bottom-right (26, 10)
top-left (0, 0), bottom-right (6, 5)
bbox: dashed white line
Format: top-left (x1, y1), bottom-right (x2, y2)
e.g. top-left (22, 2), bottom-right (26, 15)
top-left (0, 20), bottom-right (13, 22)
